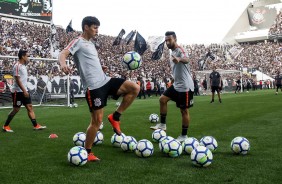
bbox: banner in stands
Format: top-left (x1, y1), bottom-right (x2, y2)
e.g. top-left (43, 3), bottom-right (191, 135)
top-left (26, 75), bottom-right (85, 97)
top-left (0, 0), bottom-right (52, 21)
top-left (247, 6), bottom-right (277, 29)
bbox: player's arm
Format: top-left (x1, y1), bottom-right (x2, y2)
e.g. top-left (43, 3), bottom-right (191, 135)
top-left (15, 76), bottom-right (28, 97)
top-left (59, 49), bottom-right (71, 75)
top-left (172, 55), bottom-right (189, 64)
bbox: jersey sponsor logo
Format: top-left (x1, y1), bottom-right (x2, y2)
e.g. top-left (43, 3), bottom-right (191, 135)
top-left (190, 99), bottom-right (194, 105)
top-left (94, 98), bottom-right (102, 107)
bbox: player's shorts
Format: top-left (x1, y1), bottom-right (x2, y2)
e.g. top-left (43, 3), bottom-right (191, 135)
top-left (12, 92), bottom-right (32, 107)
top-left (163, 85), bottom-right (194, 109)
top-left (86, 78), bottom-right (125, 111)
top-left (276, 84), bottom-right (281, 88)
top-left (211, 86), bottom-right (220, 93)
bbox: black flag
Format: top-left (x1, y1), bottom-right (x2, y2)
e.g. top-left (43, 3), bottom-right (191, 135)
top-left (66, 20), bottom-right (74, 33)
top-left (124, 30), bottom-right (136, 45)
top-left (113, 29), bottom-right (125, 46)
top-left (151, 41), bottom-right (165, 60)
top-left (134, 32), bottom-right (147, 55)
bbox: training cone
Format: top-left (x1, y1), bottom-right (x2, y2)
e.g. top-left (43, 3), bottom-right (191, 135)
top-left (49, 134), bottom-right (58, 139)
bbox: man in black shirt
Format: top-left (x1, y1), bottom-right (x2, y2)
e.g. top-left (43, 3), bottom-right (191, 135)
top-left (275, 71), bottom-right (282, 95)
top-left (235, 77), bottom-right (241, 94)
top-left (209, 66), bottom-right (222, 103)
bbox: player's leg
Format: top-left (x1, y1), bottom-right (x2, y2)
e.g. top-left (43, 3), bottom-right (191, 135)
top-left (217, 89), bottom-right (222, 103)
top-left (116, 80), bottom-right (139, 112)
top-left (151, 86), bottom-right (175, 130)
top-left (86, 109), bottom-right (102, 161)
top-left (3, 92), bottom-right (22, 132)
top-left (108, 79), bottom-right (139, 135)
top-left (3, 107), bottom-right (20, 132)
top-left (176, 90), bottom-right (193, 142)
top-left (24, 93), bottom-right (46, 130)
top-left (211, 86), bottom-right (215, 103)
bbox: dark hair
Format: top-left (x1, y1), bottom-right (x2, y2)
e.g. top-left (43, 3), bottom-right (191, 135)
top-left (82, 16), bottom-right (100, 31)
top-left (18, 50), bottom-right (28, 59)
top-left (165, 31), bottom-right (176, 39)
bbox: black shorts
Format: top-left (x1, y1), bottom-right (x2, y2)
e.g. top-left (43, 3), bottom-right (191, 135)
top-left (163, 85), bottom-right (194, 109)
top-left (86, 78), bottom-right (125, 111)
top-left (12, 92), bottom-right (32, 107)
top-left (211, 86), bottom-right (220, 93)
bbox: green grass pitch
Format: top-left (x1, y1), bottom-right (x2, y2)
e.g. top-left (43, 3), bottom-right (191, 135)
top-left (0, 90), bottom-right (281, 184)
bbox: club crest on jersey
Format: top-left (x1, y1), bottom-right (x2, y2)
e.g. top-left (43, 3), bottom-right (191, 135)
top-left (94, 98), bottom-right (102, 107)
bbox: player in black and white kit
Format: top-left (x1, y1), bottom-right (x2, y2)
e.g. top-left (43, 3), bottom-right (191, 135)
top-left (59, 16), bottom-right (139, 161)
top-left (275, 71), bottom-right (282, 95)
top-left (210, 66), bottom-right (222, 103)
top-left (2, 50), bottom-right (46, 132)
top-left (235, 77), bottom-right (241, 94)
top-left (150, 31), bottom-right (194, 142)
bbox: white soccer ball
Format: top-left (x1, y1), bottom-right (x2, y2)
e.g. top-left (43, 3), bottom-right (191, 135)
top-left (99, 122), bottom-right (104, 130)
top-left (122, 51), bottom-right (142, 70)
top-left (111, 133), bottom-right (126, 147)
top-left (73, 103), bottom-right (78, 108)
top-left (159, 136), bottom-right (175, 153)
top-left (135, 139), bottom-right (154, 158)
top-left (191, 146), bottom-right (213, 167)
top-left (93, 131), bottom-right (104, 145)
top-left (231, 137), bottom-right (250, 155)
top-left (182, 137), bottom-right (199, 154)
top-left (67, 146), bottom-right (88, 166)
top-left (121, 136), bottom-right (137, 152)
top-left (73, 132), bottom-right (86, 147)
top-left (199, 136), bottom-right (218, 152)
top-left (163, 139), bottom-right (183, 158)
top-left (152, 129), bottom-right (166, 142)
top-left (149, 113), bottom-right (159, 123)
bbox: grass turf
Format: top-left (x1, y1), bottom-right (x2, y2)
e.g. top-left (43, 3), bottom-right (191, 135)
top-left (0, 90), bottom-right (281, 184)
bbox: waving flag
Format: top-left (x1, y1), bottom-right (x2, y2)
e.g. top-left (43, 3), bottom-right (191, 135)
top-left (113, 29), bottom-right (126, 46)
top-left (134, 32), bottom-right (147, 55)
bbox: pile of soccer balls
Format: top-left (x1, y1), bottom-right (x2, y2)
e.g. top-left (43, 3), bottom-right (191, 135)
top-left (67, 122), bottom-right (104, 166)
top-left (67, 114), bottom-right (250, 167)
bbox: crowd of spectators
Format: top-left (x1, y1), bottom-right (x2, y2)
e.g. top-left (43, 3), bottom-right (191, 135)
top-left (0, 16), bottom-right (281, 92)
top-left (269, 11), bottom-right (282, 37)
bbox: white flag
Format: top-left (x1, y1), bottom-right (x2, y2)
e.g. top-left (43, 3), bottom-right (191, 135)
top-left (147, 36), bottom-right (164, 52)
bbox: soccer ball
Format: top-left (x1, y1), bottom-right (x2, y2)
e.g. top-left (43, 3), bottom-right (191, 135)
top-left (163, 139), bottom-right (183, 158)
top-left (182, 137), bottom-right (199, 154)
top-left (121, 136), bottom-right (137, 152)
top-left (231, 137), bottom-right (250, 155)
top-left (73, 103), bottom-right (78, 108)
top-left (152, 129), bottom-right (166, 142)
top-left (122, 51), bottom-right (142, 70)
top-left (149, 113), bottom-right (159, 123)
top-left (135, 139), bottom-right (154, 158)
top-left (191, 146), bottom-right (213, 167)
top-left (73, 132), bottom-right (86, 147)
top-left (93, 131), bottom-right (104, 145)
top-left (111, 133), bottom-right (126, 147)
top-left (115, 101), bottom-right (121, 107)
top-left (199, 136), bottom-right (218, 152)
top-left (99, 122), bottom-right (104, 130)
top-left (159, 136), bottom-right (175, 153)
top-left (67, 146), bottom-right (88, 166)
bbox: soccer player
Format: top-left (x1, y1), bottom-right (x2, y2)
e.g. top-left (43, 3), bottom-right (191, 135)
top-left (235, 77), bottom-right (241, 94)
top-left (59, 16), bottom-right (139, 161)
top-left (2, 50), bottom-right (46, 133)
top-left (150, 31), bottom-right (194, 142)
top-left (275, 71), bottom-right (281, 95)
top-left (209, 66), bottom-right (222, 103)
